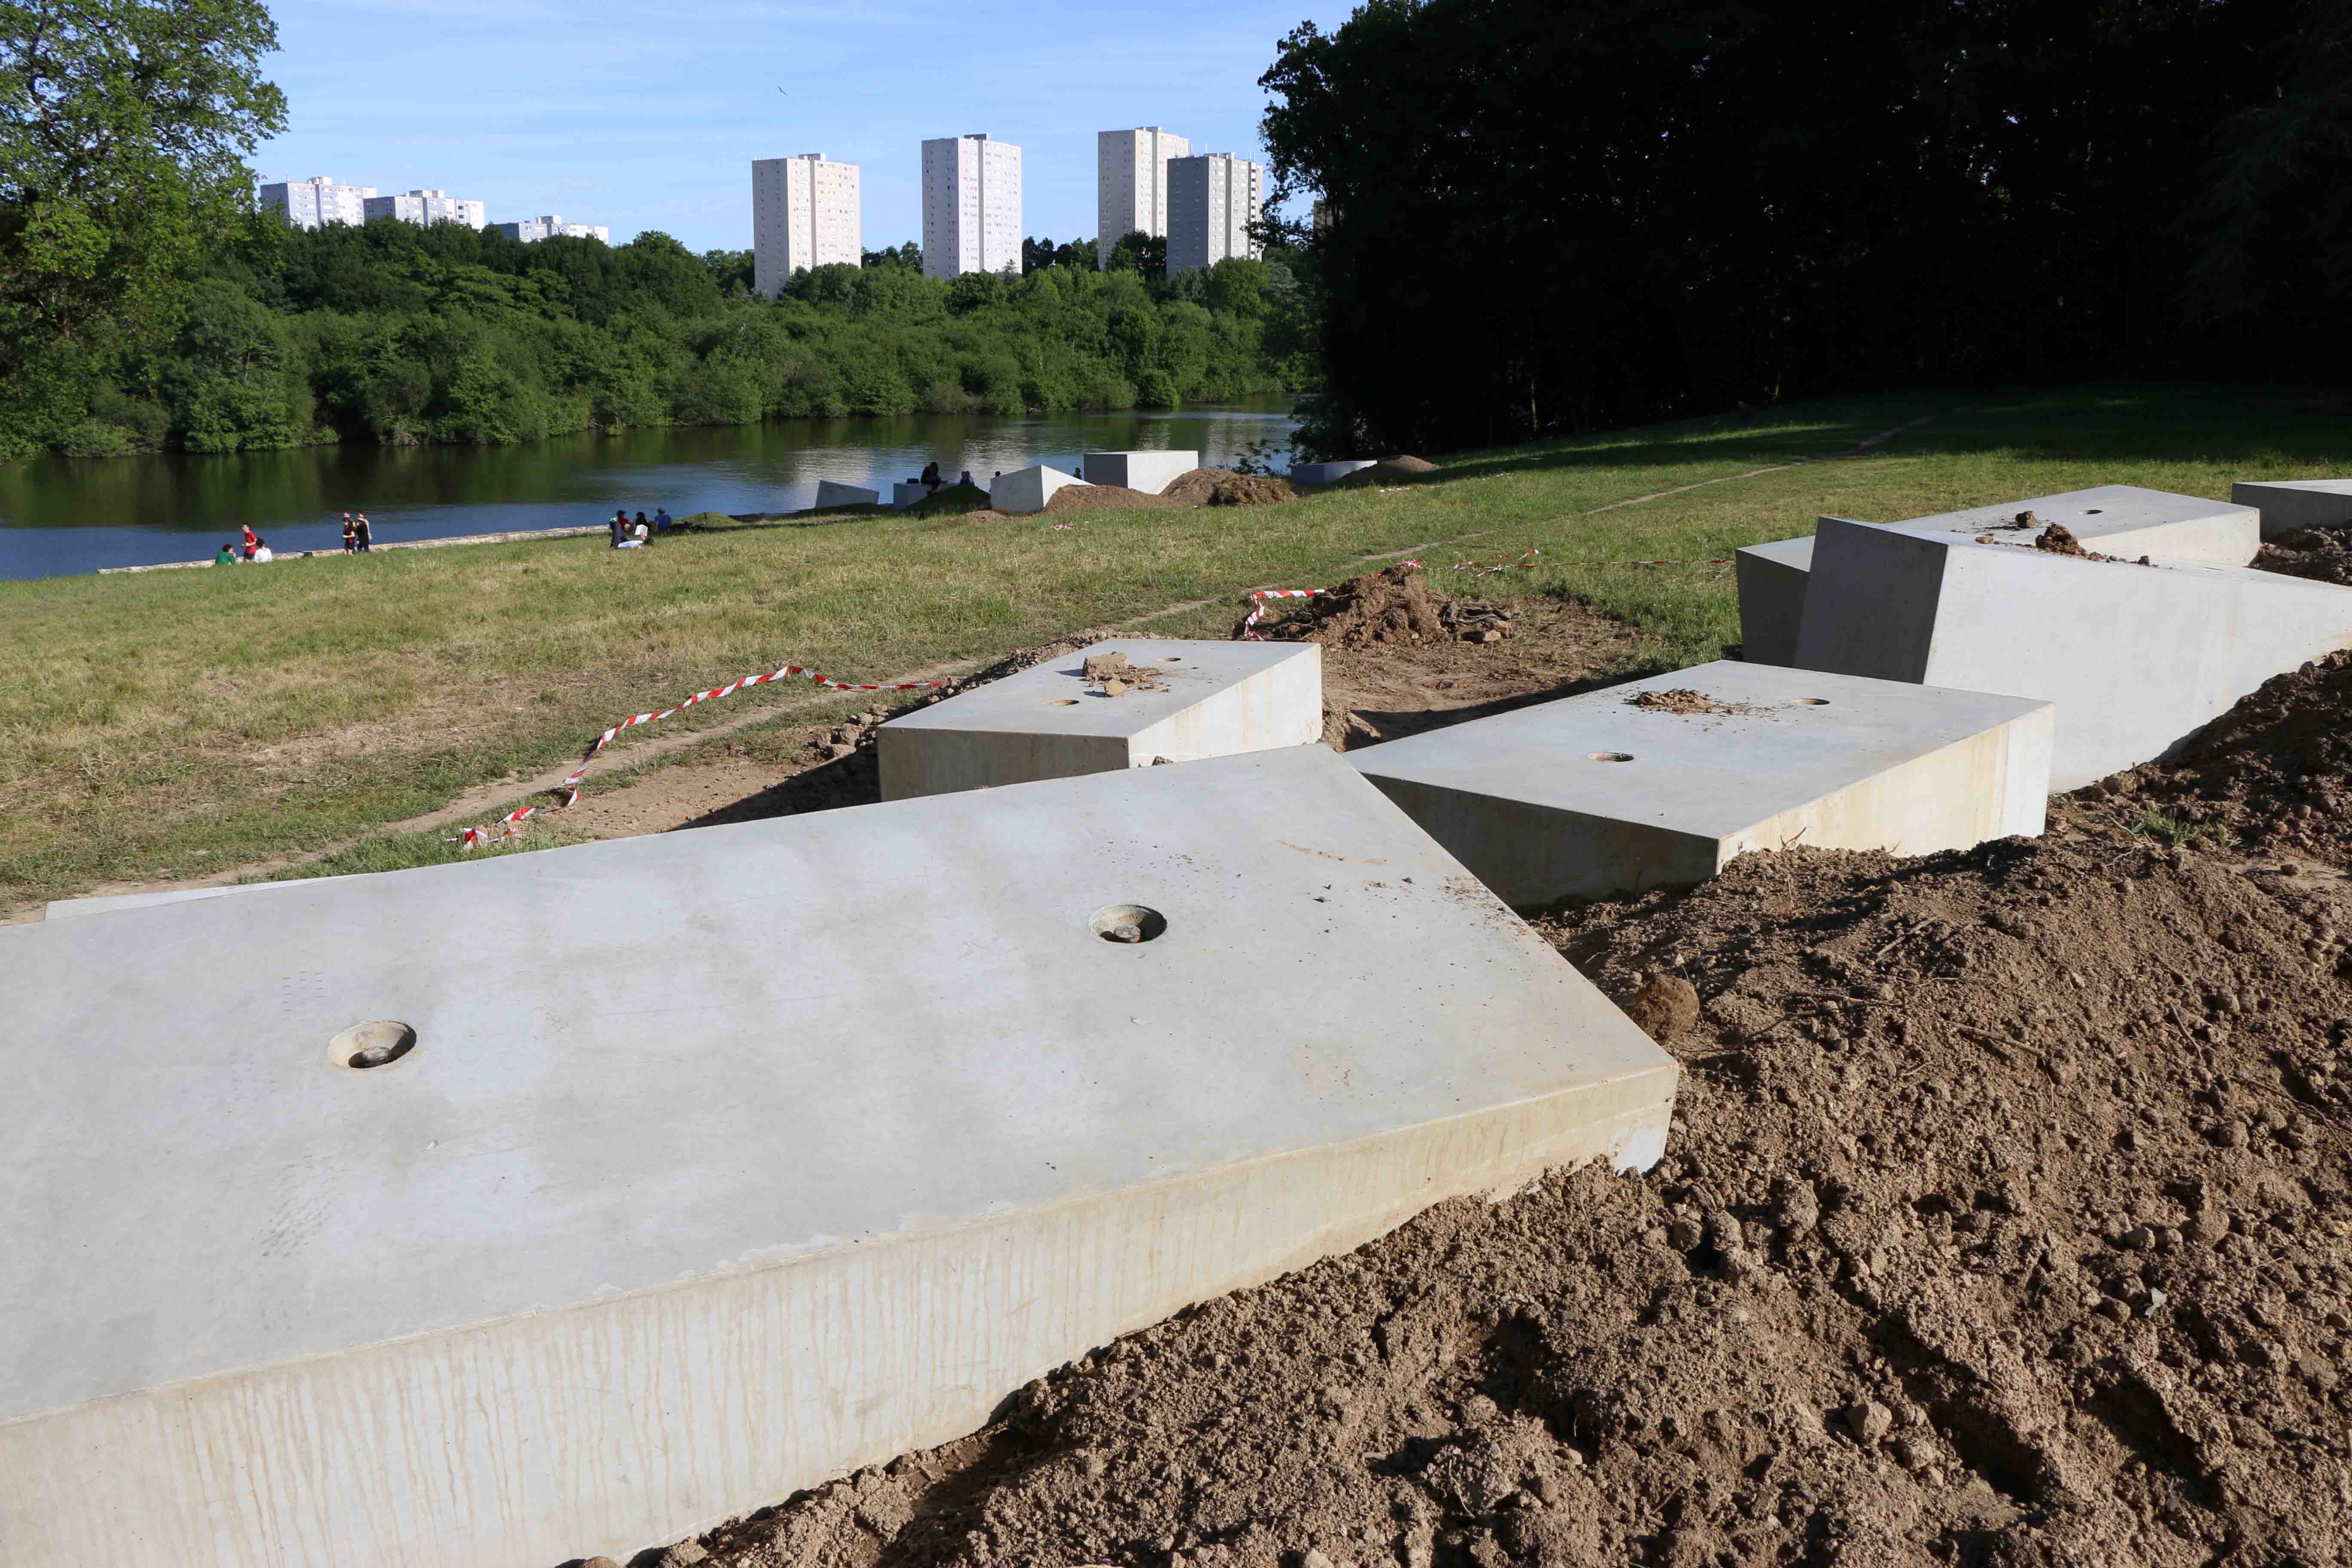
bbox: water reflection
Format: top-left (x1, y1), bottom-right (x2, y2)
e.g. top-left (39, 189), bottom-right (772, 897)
top-left (0, 401), bottom-right (1296, 579)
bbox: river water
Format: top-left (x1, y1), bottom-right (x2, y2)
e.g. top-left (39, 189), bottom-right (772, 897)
top-left (0, 401), bottom-right (1296, 580)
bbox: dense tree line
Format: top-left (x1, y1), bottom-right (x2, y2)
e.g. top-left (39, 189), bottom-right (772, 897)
top-left (1262, 0), bottom-right (2352, 455)
top-left (3, 214), bottom-right (1311, 457)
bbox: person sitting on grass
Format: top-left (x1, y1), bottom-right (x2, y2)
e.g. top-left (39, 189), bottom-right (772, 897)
top-left (633, 511), bottom-right (651, 542)
top-left (654, 506), bottom-right (672, 534)
top-left (920, 460), bottom-right (943, 493)
top-left (214, 543), bottom-right (238, 567)
top-left (609, 509), bottom-right (629, 548)
top-left (251, 538), bottom-right (274, 563)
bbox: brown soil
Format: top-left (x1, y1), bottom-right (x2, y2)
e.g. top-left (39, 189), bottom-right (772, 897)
top-left (670, 826), bottom-right (2352, 1568)
top-left (1161, 469), bottom-right (1301, 508)
top-left (1246, 565), bottom-right (1447, 649)
top-left (1627, 689), bottom-right (1754, 716)
top-left (1331, 456), bottom-right (1444, 489)
top-left (2033, 523), bottom-right (2089, 557)
top-left (1044, 483), bottom-right (1182, 514)
top-left (2254, 527), bottom-right (2352, 587)
top-left (2079, 651), bottom-right (2352, 867)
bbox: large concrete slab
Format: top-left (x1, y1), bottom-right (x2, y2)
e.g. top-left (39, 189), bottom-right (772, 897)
top-left (1891, 484), bottom-right (2259, 567)
top-left (46, 880), bottom-right (292, 920)
top-left (1793, 516), bottom-right (2352, 790)
top-left (0, 746), bottom-right (1676, 1568)
top-left (1350, 661), bottom-right (2050, 906)
top-left (1735, 536), bottom-right (1815, 667)
top-left (989, 464), bottom-right (1089, 514)
top-left (1082, 450), bottom-right (1198, 495)
top-left (814, 479), bottom-right (880, 508)
top-left (877, 638), bottom-right (1322, 800)
top-left (2233, 478), bottom-right (2352, 536)
top-left (1290, 459), bottom-right (1377, 486)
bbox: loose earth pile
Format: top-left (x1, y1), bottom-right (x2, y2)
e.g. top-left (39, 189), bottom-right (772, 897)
top-left (1246, 565), bottom-right (1447, 648)
top-left (2254, 527), bottom-right (2352, 587)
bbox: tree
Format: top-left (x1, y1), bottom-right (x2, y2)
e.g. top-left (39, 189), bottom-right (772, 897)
top-left (0, 0), bottom-right (285, 408)
top-left (1105, 230), bottom-right (1165, 279)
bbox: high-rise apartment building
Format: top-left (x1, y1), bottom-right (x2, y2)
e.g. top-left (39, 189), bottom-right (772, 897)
top-left (752, 154), bottom-right (861, 294)
top-left (1096, 126), bottom-right (1189, 266)
top-left (491, 215), bottom-right (612, 244)
top-left (1168, 153), bottom-right (1266, 273)
top-left (920, 135), bottom-right (1021, 280)
top-left (362, 189), bottom-right (489, 229)
top-left (260, 176), bottom-right (377, 230)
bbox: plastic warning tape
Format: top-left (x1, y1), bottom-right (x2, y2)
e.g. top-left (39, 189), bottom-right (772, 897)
top-left (1240, 560), bottom-right (1426, 636)
top-left (453, 662), bottom-right (957, 849)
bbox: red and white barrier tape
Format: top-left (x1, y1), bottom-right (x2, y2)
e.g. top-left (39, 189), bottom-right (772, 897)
top-left (1240, 560), bottom-right (1426, 636)
top-left (453, 662), bottom-right (957, 849)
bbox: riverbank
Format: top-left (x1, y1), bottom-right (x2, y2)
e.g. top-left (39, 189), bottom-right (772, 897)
top-left (5, 383), bottom-right (2346, 913)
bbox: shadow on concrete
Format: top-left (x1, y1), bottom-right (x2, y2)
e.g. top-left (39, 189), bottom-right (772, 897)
top-left (1339, 658), bottom-right (1684, 750)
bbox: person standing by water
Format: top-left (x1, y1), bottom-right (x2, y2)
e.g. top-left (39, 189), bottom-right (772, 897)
top-left (241, 523), bottom-right (259, 560)
top-left (354, 513), bottom-right (373, 551)
top-left (341, 514), bottom-right (357, 554)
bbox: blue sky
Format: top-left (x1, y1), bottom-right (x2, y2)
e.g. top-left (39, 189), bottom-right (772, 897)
top-left (251, 0), bottom-right (1354, 254)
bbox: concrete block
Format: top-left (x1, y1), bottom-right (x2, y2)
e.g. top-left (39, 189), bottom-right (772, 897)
top-left (46, 881), bottom-right (292, 921)
top-left (892, 481), bottom-right (931, 509)
top-left (2232, 478), bottom-right (2352, 536)
top-left (1289, 459), bottom-right (1377, 486)
top-left (1350, 661), bottom-right (2050, 906)
top-left (1793, 516), bottom-right (2352, 790)
top-left (988, 464), bottom-right (1089, 514)
top-left (0, 745), bottom-right (1676, 1568)
top-left (813, 480), bottom-right (880, 508)
top-left (1735, 536), bottom-right (1814, 666)
top-left (879, 639), bottom-right (1321, 800)
top-left (1892, 484), bottom-right (2258, 567)
top-left (1081, 450), bottom-right (1199, 495)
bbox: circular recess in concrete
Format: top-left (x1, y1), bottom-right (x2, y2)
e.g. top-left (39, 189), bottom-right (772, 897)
top-left (1588, 751), bottom-right (1635, 763)
top-left (331, 1020), bottom-right (416, 1071)
top-left (2083, 508), bottom-right (2104, 514)
top-left (1795, 698), bottom-right (1831, 706)
top-left (1160, 655), bottom-right (1183, 661)
top-left (1089, 903), bottom-right (1167, 944)
top-left (1050, 698), bottom-right (1080, 706)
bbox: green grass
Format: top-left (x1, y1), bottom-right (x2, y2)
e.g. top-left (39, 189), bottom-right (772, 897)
top-left (6, 381), bottom-right (2348, 906)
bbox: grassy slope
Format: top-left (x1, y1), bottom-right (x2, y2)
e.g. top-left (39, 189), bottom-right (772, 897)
top-left (5, 383), bottom-right (2346, 904)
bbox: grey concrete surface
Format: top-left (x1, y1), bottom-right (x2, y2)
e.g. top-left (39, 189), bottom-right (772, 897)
top-left (988, 464), bottom-right (1090, 514)
top-left (45, 881), bottom-right (293, 920)
top-left (1081, 450), bottom-right (1198, 495)
top-left (1735, 536), bottom-right (1815, 666)
top-left (1794, 516), bottom-right (2352, 790)
top-left (814, 480), bottom-right (881, 508)
top-left (0, 745), bottom-right (1676, 1568)
top-left (1349, 661), bottom-right (2050, 906)
top-left (877, 639), bottom-right (1322, 799)
top-left (2232, 478), bottom-right (2352, 536)
top-left (1893, 484), bottom-right (2259, 567)
top-left (1289, 460), bottom-right (1378, 486)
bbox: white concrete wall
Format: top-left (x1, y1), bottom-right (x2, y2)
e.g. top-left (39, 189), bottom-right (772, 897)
top-left (1081, 451), bottom-right (1199, 494)
top-left (988, 464), bottom-right (1088, 514)
top-left (1735, 536), bottom-right (1814, 667)
top-left (813, 480), bottom-right (880, 508)
top-left (1795, 516), bottom-right (2352, 790)
top-left (2233, 479), bottom-right (2352, 536)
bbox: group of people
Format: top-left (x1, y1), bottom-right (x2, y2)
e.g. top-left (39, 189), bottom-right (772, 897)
top-left (914, 462), bottom-right (979, 494)
top-left (339, 512), bottom-right (374, 553)
top-left (609, 507), bottom-right (675, 548)
top-left (211, 513), bottom-right (374, 567)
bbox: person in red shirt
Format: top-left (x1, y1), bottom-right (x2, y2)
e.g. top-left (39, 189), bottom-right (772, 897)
top-left (241, 524), bottom-right (259, 560)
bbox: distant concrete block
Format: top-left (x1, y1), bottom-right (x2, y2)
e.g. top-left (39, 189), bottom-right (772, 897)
top-left (892, 481), bottom-right (932, 509)
top-left (2232, 478), bottom-right (2352, 536)
top-left (813, 480), bottom-right (880, 508)
top-left (0, 745), bottom-right (1677, 1568)
top-left (1736, 536), bottom-right (1814, 666)
top-left (989, 464), bottom-right (1090, 514)
top-left (1351, 661), bottom-right (2050, 906)
top-left (879, 639), bottom-right (1321, 800)
top-left (1289, 460), bottom-right (1377, 486)
top-left (1895, 484), bottom-right (2259, 567)
top-left (1082, 450), bottom-right (1199, 495)
top-left (1793, 516), bottom-right (2352, 791)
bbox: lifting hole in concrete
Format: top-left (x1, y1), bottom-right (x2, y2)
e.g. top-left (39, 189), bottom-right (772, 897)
top-left (1161, 655), bottom-right (1183, 662)
top-left (331, 1020), bottom-right (416, 1071)
top-left (2084, 508), bottom-right (2104, 514)
top-left (1795, 698), bottom-right (1831, 706)
top-left (1589, 751), bottom-right (1635, 763)
top-left (1050, 698), bottom-right (1080, 707)
top-left (1089, 903), bottom-right (1167, 944)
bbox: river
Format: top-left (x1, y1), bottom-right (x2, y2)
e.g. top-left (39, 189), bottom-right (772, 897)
top-left (0, 401), bottom-right (1296, 580)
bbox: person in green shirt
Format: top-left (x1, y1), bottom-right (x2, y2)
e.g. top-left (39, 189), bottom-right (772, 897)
top-left (214, 544), bottom-right (238, 567)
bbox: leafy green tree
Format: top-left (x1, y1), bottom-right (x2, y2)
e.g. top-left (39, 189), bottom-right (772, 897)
top-left (1105, 230), bottom-right (1166, 279)
top-left (0, 0), bottom-right (285, 451)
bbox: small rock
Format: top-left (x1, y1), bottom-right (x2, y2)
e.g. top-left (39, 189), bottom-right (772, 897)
top-left (1844, 1400), bottom-right (1893, 1443)
top-left (1666, 1215), bottom-right (1705, 1250)
top-left (2119, 1225), bottom-right (2155, 1252)
top-left (2184, 1207), bottom-right (2231, 1245)
top-left (825, 741), bottom-right (854, 760)
top-left (1083, 651), bottom-right (1130, 681)
top-left (658, 1543), bottom-right (710, 1568)
top-left (1624, 975), bottom-right (1701, 1042)
top-left (1772, 1178), bottom-right (1820, 1233)
top-left (1102, 679), bottom-right (1129, 697)
top-left (1303, 1551), bottom-right (1338, 1568)
top-left (1081, 1449), bottom-right (1109, 1477)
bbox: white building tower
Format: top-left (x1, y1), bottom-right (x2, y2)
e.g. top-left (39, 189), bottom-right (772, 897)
top-left (260, 176), bottom-right (377, 230)
top-left (752, 154), bottom-right (862, 294)
top-left (1096, 127), bottom-right (1189, 267)
top-left (1167, 153), bottom-right (1266, 273)
top-left (362, 189), bottom-right (489, 229)
top-left (920, 135), bottom-right (1021, 280)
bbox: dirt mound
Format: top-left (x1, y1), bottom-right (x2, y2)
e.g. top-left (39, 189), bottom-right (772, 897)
top-left (1043, 483), bottom-right (1180, 514)
top-left (2256, 527), bottom-right (2352, 586)
top-left (1245, 564), bottom-right (1446, 647)
top-left (676, 830), bottom-right (2352, 1568)
top-left (1627, 688), bottom-right (1752, 715)
top-left (1331, 455), bottom-right (1444, 489)
top-left (907, 482), bottom-right (995, 516)
top-left (1159, 468), bottom-right (1299, 508)
top-left (2087, 650), bottom-right (2352, 863)
top-left (2034, 521), bottom-right (2089, 556)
